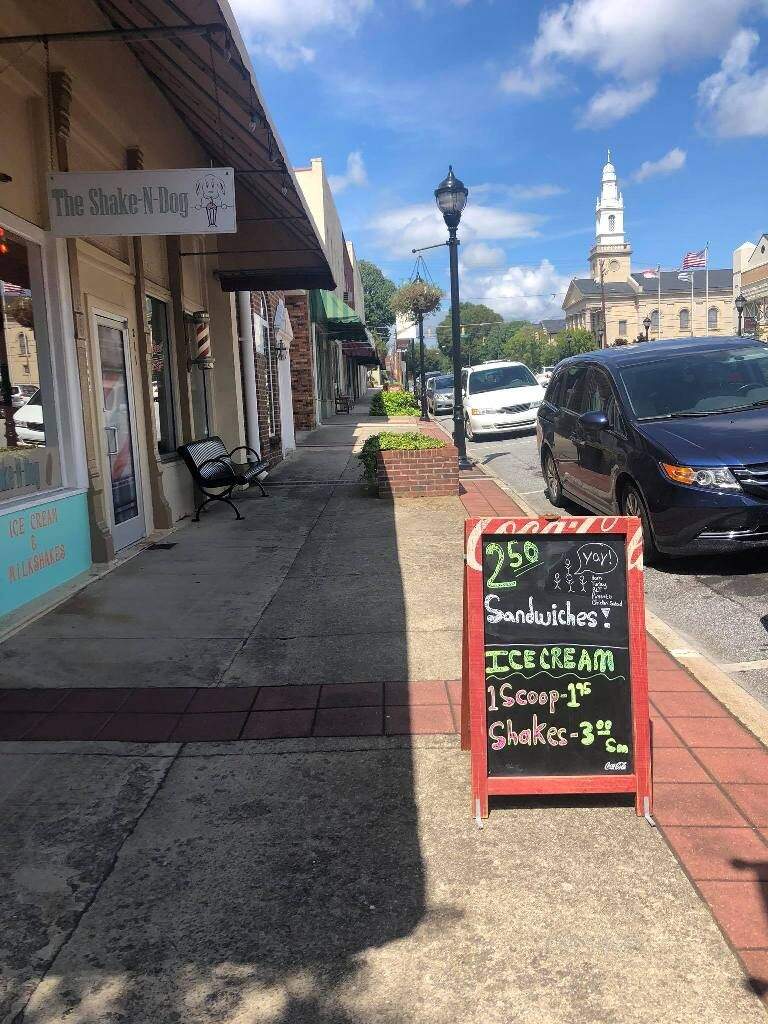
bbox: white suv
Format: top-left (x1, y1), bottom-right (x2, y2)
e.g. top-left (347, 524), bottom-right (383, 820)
top-left (461, 361), bottom-right (545, 440)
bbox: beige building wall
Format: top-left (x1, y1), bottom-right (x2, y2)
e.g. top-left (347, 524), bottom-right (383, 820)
top-left (733, 237), bottom-right (768, 339)
top-left (566, 293), bottom-right (735, 347)
top-left (1, 1), bottom-right (250, 558)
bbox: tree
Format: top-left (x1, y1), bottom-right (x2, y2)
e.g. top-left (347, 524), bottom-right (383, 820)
top-left (435, 302), bottom-right (503, 363)
top-left (360, 260), bottom-right (397, 362)
top-left (551, 328), bottom-right (598, 362)
top-left (501, 323), bottom-right (550, 372)
top-left (403, 345), bottom-right (450, 380)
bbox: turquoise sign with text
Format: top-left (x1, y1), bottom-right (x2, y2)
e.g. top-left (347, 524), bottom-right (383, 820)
top-left (0, 492), bottom-right (91, 618)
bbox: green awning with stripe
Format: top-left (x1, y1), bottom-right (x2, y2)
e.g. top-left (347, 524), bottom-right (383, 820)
top-left (310, 289), bottom-right (368, 341)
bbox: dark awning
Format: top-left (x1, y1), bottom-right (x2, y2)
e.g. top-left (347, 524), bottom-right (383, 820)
top-left (90, 0), bottom-right (335, 292)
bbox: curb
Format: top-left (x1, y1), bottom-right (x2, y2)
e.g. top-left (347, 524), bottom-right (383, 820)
top-left (434, 414), bottom-right (768, 751)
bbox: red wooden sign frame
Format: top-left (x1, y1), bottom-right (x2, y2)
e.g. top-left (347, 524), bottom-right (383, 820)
top-left (461, 515), bottom-right (652, 819)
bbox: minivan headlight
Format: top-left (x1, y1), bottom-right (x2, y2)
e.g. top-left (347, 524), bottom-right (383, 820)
top-left (661, 463), bottom-right (741, 491)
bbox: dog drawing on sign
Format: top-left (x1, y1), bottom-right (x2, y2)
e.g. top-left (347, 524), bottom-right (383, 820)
top-left (195, 173), bottom-right (227, 228)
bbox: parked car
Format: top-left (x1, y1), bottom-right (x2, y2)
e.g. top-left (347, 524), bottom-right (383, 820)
top-left (10, 384), bottom-right (37, 409)
top-left (537, 336), bottom-right (768, 562)
top-left (426, 374), bottom-right (454, 414)
top-left (536, 365), bottom-right (556, 387)
top-left (12, 387), bottom-right (45, 444)
top-left (461, 361), bottom-right (545, 440)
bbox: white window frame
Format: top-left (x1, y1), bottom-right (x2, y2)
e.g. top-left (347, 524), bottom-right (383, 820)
top-left (0, 206), bottom-right (87, 514)
top-left (259, 292), bottom-right (277, 437)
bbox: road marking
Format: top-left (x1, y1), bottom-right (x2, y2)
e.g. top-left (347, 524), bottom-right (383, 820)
top-left (719, 658), bottom-right (768, 672)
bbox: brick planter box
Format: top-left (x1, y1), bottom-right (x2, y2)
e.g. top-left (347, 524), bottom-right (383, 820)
top-left (377, 443), bottom-right (459, 498)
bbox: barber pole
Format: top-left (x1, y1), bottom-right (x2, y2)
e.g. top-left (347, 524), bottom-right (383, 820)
top-left (195, 321), bottom-right (211, 360)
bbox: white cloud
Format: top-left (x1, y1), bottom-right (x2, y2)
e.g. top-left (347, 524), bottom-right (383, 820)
top-left (530, 0), bottom-right (755, 81)
top-left (499, 65), bottom-right (561, 97)
top-left (471, 183), bottom-right (567, 200)
top-left (461, 260), bottom-right (571, 321)
top-left (230, 0), bottom-right (374, 68)
top-left (578, 81), bottom-right (657, 127)
top-left (329, 151), bottom-right (368, 193)
top-left (461, 243), bottom-right (506, 269)
top-left (368, 202), bottom-right (541, 257)
top-left (499, 0), bottom-right (758, 116)
top-left (698, 29), bottom-right (768, 136)
top-left (632, 147), bottom-right (687, 182)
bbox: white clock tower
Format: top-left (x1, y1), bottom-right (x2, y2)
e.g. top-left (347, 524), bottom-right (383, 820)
top-left (589, 150), bottom-right (632, 283)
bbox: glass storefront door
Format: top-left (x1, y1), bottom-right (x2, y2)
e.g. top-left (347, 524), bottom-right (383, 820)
top-left (96, 316), bottom-right (145, 550)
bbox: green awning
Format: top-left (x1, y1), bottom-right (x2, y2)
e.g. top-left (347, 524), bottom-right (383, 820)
top-left (310, 289), bottom-right (368, 341)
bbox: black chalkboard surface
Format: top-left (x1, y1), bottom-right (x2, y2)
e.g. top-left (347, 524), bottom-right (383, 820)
top-left (482, 533), bottom-right (634, 778)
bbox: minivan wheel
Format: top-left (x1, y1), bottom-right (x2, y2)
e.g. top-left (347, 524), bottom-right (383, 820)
top-left (543, 450), bottom-right (564, 507)
top-left (621, 484), bottom-right (660, 565)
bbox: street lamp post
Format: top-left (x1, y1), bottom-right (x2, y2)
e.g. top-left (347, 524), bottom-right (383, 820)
top-left (417, 311), bottom-right (428, 421)
top-left (642, 315), bottom-right (651, 343)
top-left (435, 166), bottom-right (471, 469)
top-left (735, 293), bottom-right (746, 337)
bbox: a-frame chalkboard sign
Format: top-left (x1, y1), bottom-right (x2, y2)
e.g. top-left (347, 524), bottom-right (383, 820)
top-left (461, 516), bottom-right (652, 821)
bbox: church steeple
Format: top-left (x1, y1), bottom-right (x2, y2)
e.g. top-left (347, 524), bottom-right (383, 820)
top-left (589, 149), bottom-right (632, 283)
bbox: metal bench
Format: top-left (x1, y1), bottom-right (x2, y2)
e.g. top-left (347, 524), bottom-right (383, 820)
top-left (335, 390), bottom-right (353, 414)
top-left (177, 436), bottom-right (269, 521)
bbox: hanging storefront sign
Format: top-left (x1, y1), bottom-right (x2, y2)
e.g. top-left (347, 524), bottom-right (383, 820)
top-left (47, 168), bottom-right (237, 237)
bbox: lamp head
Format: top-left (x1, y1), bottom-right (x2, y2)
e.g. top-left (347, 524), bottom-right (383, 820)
top-left (434, 166), bottom-right (468, 229)
top-left (735, 293), bottom-right (747, 313)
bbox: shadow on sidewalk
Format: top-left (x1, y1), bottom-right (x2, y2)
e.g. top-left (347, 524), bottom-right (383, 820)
top-left (3, 396), bottom-right (444, 1024)
top-left (732, 857), bottom-right (768, 1000)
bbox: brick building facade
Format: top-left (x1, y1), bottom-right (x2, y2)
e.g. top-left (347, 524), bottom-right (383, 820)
top-left (285, 292), bottom-right (317, 432)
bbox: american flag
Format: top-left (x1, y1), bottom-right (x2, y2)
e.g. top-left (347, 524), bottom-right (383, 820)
top-left (681, 249), bottom-right (707, 269)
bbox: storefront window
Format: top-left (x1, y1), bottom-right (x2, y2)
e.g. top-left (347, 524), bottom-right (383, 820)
top-left (0, 227), bottom-right (61, 501)
top-left (146, 295), bottom-right (176, 456)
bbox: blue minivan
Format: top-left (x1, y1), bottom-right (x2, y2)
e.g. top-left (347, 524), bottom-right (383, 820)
top-left (536, 337), bottom-right (768, 562)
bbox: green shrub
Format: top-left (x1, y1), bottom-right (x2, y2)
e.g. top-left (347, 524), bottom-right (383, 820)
top-left (358, 431), bottom-right (446, 481)
top-left (369, 389), bottom-right (419, 417)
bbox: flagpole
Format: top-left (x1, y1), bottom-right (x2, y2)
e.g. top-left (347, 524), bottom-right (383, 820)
top-left (705, 243), bottom-right (709, 334)
top-left (691, 268), bottom-right (695, 336)
top-left (658, 264), bottom-right (661, 339)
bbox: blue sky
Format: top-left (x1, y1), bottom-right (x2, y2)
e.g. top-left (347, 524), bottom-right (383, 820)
top-left (231, 0), bottom-right (768, 322)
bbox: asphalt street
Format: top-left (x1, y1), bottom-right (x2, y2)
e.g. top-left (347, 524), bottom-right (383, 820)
top-left (436, 414), bottom-right (768, 711)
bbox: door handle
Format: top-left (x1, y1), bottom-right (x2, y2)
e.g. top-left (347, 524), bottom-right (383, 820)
top-left (105, 425), bottom-right (119, 456)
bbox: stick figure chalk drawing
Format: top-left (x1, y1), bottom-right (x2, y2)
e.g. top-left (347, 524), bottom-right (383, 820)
top-left (194, 173), bottom-right (228, 228)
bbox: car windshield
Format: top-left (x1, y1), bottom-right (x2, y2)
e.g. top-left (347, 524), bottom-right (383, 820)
top-left (434, 375), bottom-right (453, 389)
top-left (468, 365), bottom-right (537, 394)
top-left (620, 346), bottom-right (768, 419)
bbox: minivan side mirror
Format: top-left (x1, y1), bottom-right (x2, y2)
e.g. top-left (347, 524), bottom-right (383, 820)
top-left (579, 410), bottom-right (609, 431)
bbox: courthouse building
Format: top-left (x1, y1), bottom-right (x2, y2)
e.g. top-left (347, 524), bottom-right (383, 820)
top-left (0, 0), bottom-right (344, 623)
top-left (563, 154), bottom-right (735, 346)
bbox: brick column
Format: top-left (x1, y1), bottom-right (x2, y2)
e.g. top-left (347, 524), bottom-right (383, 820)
top-left (285, 292), bottom-right (316, 431)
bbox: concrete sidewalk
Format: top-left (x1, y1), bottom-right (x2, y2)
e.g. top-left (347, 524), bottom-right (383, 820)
top-left (1, 396), bottom-right (765, 1023)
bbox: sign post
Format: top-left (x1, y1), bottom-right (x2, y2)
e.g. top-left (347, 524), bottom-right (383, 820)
top-left (463, 516), bottom-right (652, 820)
